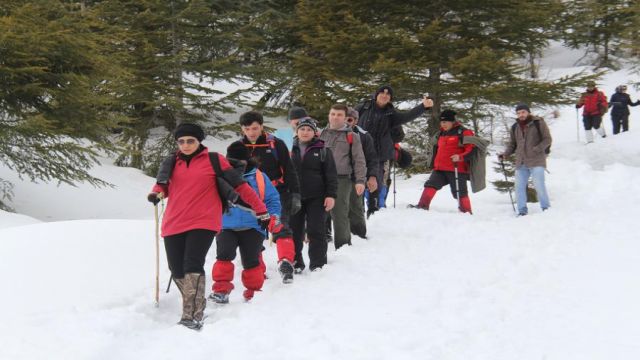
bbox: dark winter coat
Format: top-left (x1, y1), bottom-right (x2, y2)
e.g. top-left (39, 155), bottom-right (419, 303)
top-left (502, 115), bottom-right (552, 168)
top-left (430, 123), bottom-right (475, 174)
top-left (352, 125), bottom-right (378, 180)
top-left (577, 88), bottom-right (608, 116)
top-left (609, 92), bottom-right (640, 116)
top-left (354, 99), bottom-right (426, 161)
top-left (236, 133), bottom-right (301, 194)
top-left (291, 138), bottom-right (338, 200)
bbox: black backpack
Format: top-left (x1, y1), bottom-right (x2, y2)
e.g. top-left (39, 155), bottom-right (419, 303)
top-left (510, 120), bottom-right (550, 154)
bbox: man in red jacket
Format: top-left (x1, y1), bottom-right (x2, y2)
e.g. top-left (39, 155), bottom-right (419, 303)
top-left (576, 80), bottom-right (608, 143)
top-left (413, 110), bottom-right (475, 214)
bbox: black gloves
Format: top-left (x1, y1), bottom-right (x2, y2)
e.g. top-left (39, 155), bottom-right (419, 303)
top-left (147, 192), bottom-right (161, 205)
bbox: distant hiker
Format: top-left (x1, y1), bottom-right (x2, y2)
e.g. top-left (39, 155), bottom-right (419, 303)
top-left (576, 81), bottom-right (608, 143)
top-left (290, 118), bottom-right (337, 272)
top-left (498, 103), bottom-right (552, 216)
top-left (355, 85), bottom-right (433, 210)
top-left (319, 104), bottom-right (367, 249)
top-left (148, 123), bottom-right (268, 330)
top-left (608, 85), bottom-right (639, 134)
top-left (231, 111), bottom-right (301, 280)
top-left (274, 106), bottom-right (309, 150)
top-left (209, 142), bottom-right (294, 305)
top-left (413, 110), bottom-right (475, 214)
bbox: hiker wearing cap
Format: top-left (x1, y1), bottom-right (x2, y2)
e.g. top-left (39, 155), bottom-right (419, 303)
top-left (608, 85), bottom-right (639, 134)
top-left (230, 111), bottom-right (302, 280)
top-left (290, 118), bottom-right (338, 272)
top-left (498, 104), bottom-right (552, 216)
top-left (209, 142), bottom-right (292, 304)
top-left (576, 81), bottom-right (608, 143)
top-left (345, 107), bottom-right (378, 238)
top-left (413, 110), bottom-right (474, 214)
top-left (319, 104), bottom-right (367, 250)
top-left (355, 85), bottom-right (433, 207)
top-left (148, 123), bottom-right (269, 330)
top-left (274, 106), bottom-right (309, 150)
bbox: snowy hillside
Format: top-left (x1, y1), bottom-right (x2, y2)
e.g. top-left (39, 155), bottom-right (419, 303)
top-left (2, 42), bottom-right (640, 358)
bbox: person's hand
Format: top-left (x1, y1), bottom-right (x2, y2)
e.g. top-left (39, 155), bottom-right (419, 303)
top-left (290, 193), bottom-right (302, 215)
top-left (147, 192), bottom-right (163, 205)
top-left (324, 197), bottom-right (335, 212)
top-left (256, 212), bottom-right (270, 230)
top-left (366, 176), bottom-right (378, 193)
top-left (267, 215), bottom-right (283, 234)
top-left (450, 154), bottom-right (461, 162)
top-left (355, 183), bottom-right (365, 196)
top-left (423, 96), bottom-right (434, 109)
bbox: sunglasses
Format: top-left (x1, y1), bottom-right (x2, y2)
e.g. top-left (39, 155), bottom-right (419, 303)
top-left (177, 138), bottom-right (197, 145)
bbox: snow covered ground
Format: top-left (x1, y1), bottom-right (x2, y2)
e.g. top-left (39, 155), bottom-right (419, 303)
top-left (2, 51), bottom-right (640, 359)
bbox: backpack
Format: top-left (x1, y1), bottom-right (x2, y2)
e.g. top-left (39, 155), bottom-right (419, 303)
top-left (394, 144), bottom-right (413, 169)
top-left (510, 120), bottom-right (550, 155)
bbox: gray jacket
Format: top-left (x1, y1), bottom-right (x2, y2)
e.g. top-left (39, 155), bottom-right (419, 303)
top-left (463, 136), bottom-right (490, 193)
top-left (319, 126), bottom-right (367, 184)
top-left (503, 115), bottom-right (552, 168)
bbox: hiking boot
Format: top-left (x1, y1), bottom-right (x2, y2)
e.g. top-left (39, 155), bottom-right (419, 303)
top-left (278, 260), bottom-right (294, 284)
top-left (208, 292), bottom-right (229, 304)
top-left (178, 318), bottom-right (203, 331)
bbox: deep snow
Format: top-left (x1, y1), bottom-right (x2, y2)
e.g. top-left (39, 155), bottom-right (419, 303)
top-left (1, 46), bottom-right (640, 359)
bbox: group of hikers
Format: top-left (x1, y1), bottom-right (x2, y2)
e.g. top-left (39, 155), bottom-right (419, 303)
top-left (146, 82), bottom-right (637, 330)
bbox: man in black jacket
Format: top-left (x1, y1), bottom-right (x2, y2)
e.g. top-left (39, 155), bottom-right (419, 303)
top-left (355, 85), bottom-right (433, 207)
top-left (609, 85), bottom-right (639, 134)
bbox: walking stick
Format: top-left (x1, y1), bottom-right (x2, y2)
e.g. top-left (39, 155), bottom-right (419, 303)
top-left (392, 161), bottom-right (397, 208)
top-left (500, 159), bottom-right (517, 213)
top-left (453, 161), bottom-right (462, 211)
top-left (576, 108), bottom-right (580, 142)
top-left (153, 193), bottom-right (164, 308)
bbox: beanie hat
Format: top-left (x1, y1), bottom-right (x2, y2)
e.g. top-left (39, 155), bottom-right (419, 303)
top-left (439, 109), bottom-right (456, 122)
top-left (296, 117), bottom-right (318, 133)
top-left (226, 141), bottom-right (249, 161)
top-left (515, 103), bottom-right (530, 113)
top-left (374, 85), bottom-right (394, 101)
top-left (288, 106), bottom-right (308, 120)
top-left (347, 107), bottom-right (359, 121)
top-left (174, 123), bottom-right (205, 141)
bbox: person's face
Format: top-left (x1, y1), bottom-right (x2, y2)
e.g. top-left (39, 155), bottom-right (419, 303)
top-left (621, 86), bottom-right (628, 93)
top-left (289, 118), bottom-right (301, 130)
top-left (346, 116), bottom-right (357, 128)
top-left (296, 126), bottom-right (315, 142)
top-left (328, 109), bottom-right (347, 129)
top-left (516, 109), bottom-right (530, 121)
top-left (376, 89), bottom-right (391, 107)
top-left (176, 136), bottom-right (199, 155)
top-left (440, 120), bottom-right (453, 131)
top-left (587, 84), bottom-right (595, 91)
top-left (241, 122), bottom-right (263, 142)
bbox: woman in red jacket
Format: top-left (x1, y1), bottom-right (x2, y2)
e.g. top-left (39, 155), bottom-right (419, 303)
top-left (414, 110), bottom-right (475, 214)
top-left (147, 123), bottom-right (268, 330)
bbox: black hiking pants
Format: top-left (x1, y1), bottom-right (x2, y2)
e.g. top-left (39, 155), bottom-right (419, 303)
top-left (291, 196), bottom-right (328, 271)
top-left (164, 229), bottom-right (215, 278)
top-left (215, 229), bottom-right (264, 269)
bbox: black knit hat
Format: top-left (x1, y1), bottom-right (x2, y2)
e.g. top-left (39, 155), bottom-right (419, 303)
top-left (375, 85), bottom-right (394, 101)
top-left (226, 141), bottom-right (249, 161)
top-left (288, 106), bottom-right (308, 120)
top-left (174, 123), bottom-right (205, 141)
top-left (515, 103), bottom-right (530, 113)
top-left (296, 117), bottom-right (318, 133)
top-left (439, 109), bottom-right (456, 122)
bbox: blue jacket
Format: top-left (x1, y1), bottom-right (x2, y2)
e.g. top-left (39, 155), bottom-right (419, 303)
top-left (222, 168), bottom-right (281, 236)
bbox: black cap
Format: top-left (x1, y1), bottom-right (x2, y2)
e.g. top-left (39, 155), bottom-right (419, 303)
top-left (288, 106), bottom-right (308, 120)
top-left (515, 103), bottom-right (530, 113)
top-left (174, 123), bottom-right (205, 141)
top-left (439, 109), bottom-right (456, 122)
top-left (375, 85), bottom-right (394, 100)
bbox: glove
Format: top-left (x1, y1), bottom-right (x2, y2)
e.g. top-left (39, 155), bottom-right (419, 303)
top-left (257, 212), bottom-right (270, 230)
top-left (366, 193), bottom-right (379, 219)
top-left (267, 215), bottom-right (283, 234)
top-left (290, 193), bottom-right (302, 215)
top-left (147, 192), bottom-right (161, 205)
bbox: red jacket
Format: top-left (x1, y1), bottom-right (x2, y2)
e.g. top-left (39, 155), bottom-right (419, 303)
top-left (578, 89), bottom-right (607, 116)
top-left (433, 123), bottom-right (475, 173)
top-left (152, 148), bottom-right (266, 237)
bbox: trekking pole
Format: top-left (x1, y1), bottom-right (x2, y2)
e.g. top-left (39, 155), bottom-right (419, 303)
top-left (392, 161), bottom-right (397, 208)
top-left (500, 159), bottom-right (517, 213)
top-left (453, 161), bottom-right (462, 211)
top-left (153, 194), bottom-right (164, 308)
top-left (576, 108), bottom-right (580, 142)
